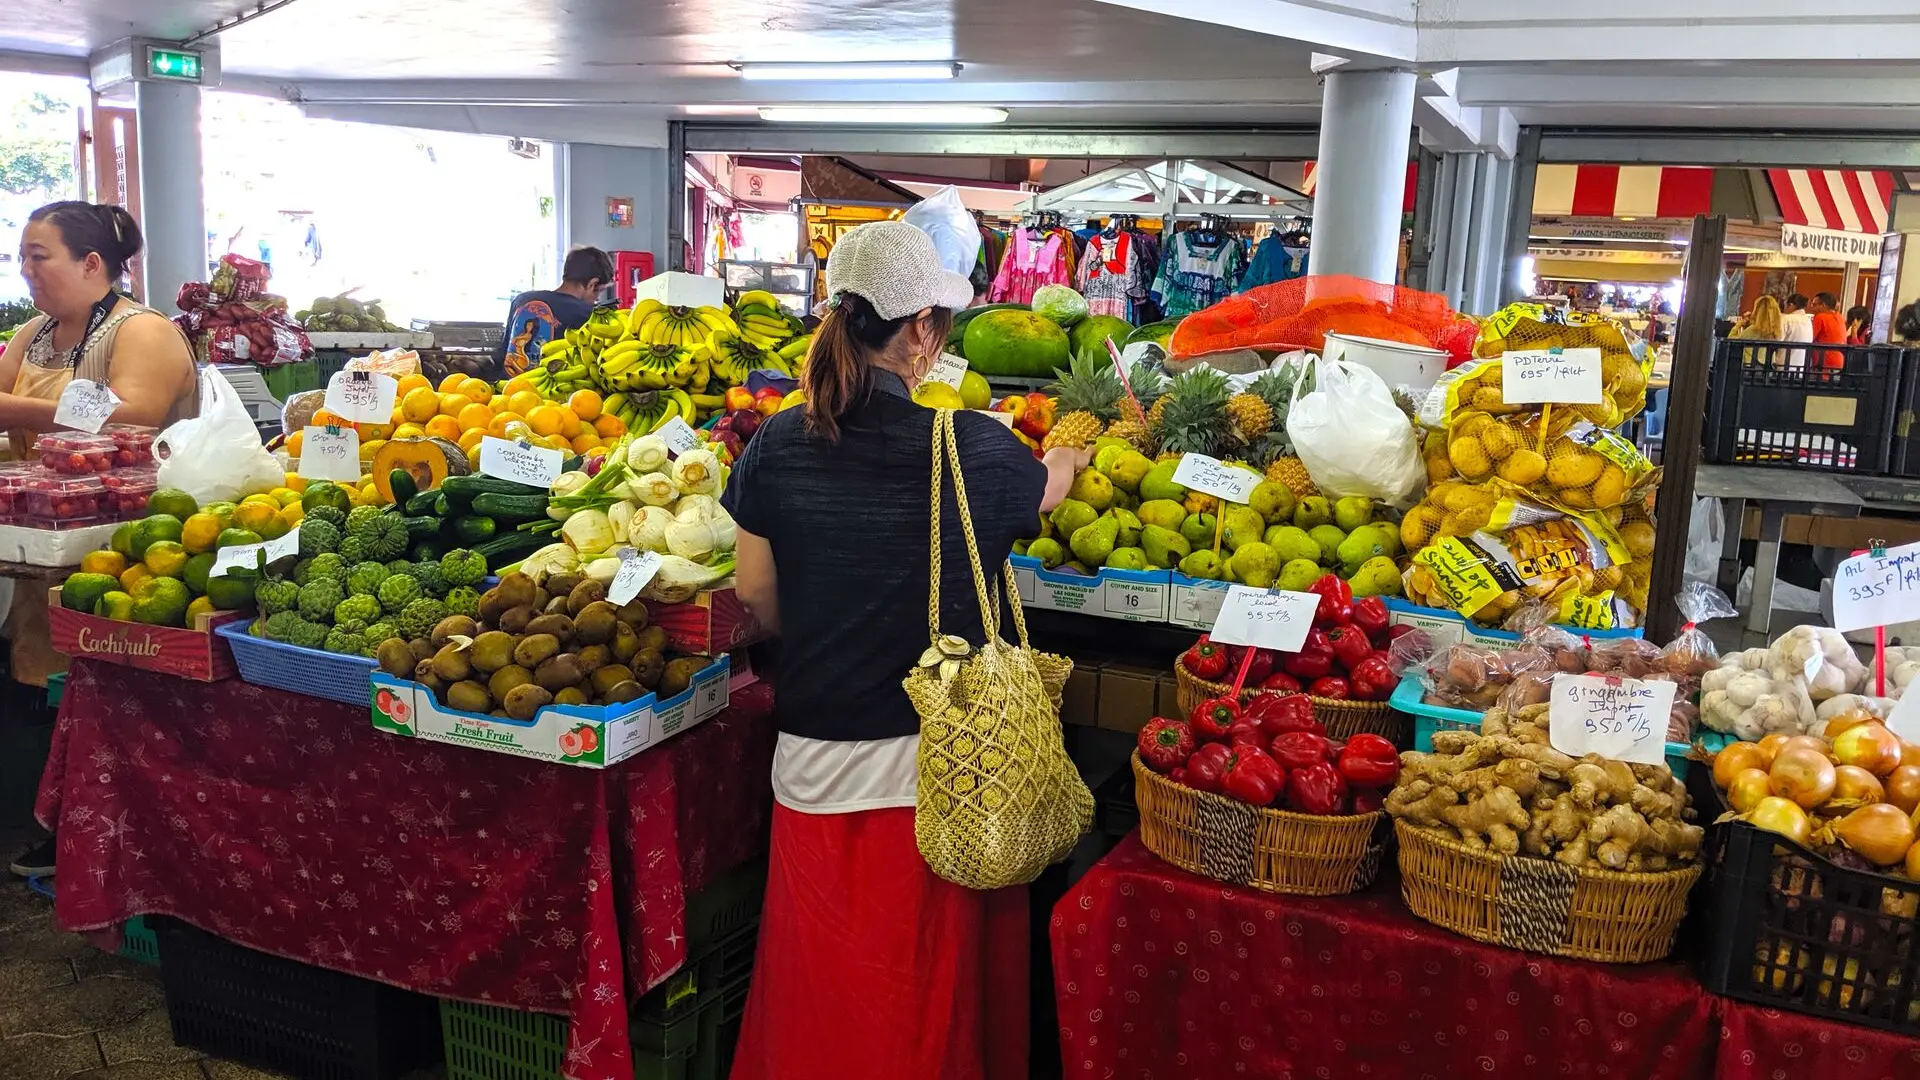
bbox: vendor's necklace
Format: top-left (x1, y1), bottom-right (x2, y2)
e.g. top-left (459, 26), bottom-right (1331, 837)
top-left (29, 292), bottom-right (121, 368)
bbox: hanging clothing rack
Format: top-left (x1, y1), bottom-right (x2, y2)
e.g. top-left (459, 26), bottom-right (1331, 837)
top-left (1021, 159), bottom-right (1313, 222)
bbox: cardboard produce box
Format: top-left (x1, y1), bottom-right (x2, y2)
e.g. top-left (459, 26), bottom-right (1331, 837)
top-left (1096, 664), bottom-right (1162, 735)
top-left (46, 587), bottom-right (240, 682)
top-left (644, 588), bottom-right (766, 655)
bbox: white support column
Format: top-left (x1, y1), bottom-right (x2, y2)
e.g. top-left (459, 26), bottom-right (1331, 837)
top-left (133, 80), bottom-right (205, 316)
top-left (1311, 68), bottom-right (1416, 283)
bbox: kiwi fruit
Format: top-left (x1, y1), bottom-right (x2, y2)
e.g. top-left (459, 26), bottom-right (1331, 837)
top-left (616, 598), bottom-right (650, 628)
top-left (546, 572), bottom-right (583, 598)
top-left (575, 644), bottom-right (611, 675)
top-left (535, 654), bottom-right (585, 692)
top-left (609, 622), bottom-right (640, 663)
top-left (601, 679), bottom-right (645, 704)
top-left (571, 602), bottom-right (617, 645)
top-left (430, 643), bottom-right (473, 682)
top-left (430, 615), bottom-right (478, 648)
top-left (543, 595), bottom-right (571, 616)
top-left (630, 648), bottom-right (665, 689)
top-left (494, 571), bottom-right (538, 611)
top-left (409, 637), bottom-right (435, 663)
top-left (589, 663), bottom-right (635, 697)
top-left (526, 613), bottom-right (575, 642)
top-left (377, 638), bottom-right (417, 677)
top-left (489, 710), bottom-right (510, 719)
top-left (445, 680), bottom-right (492, 713)
top-left (468, 630), bottom-right (516, 674)
top-left (503, 683), bottom-right (554, 721)
top-left (416, 669), bottom-right (450, 697)
top-left (478, 587), bottom-right (512, 625)
top-left (488, 664), bottom-right (534, 702)
top-left (497, 605), bottom-right (537, 635)
top-left (530, 587), bottom-right (550, 611)
top-left (513, 633), bottom-right (560, 669)
top-left (659, 656), bottom-right (706, 698)
top-left (635, 625), bottom-right (668, 655)
top-left (553, 686), bottom-right (590, 706)
top-left (567, 579), bottom-right (607, 616)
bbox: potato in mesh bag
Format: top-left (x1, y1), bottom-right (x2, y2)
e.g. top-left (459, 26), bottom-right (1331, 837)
top-left (1402, 493), bottom-right (1640, 629)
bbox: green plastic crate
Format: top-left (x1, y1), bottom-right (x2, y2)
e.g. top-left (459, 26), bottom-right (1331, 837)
top-left (681, 859), bottom-right (766, 960)
top-left (636, 925), bottom-right (757, 1025)
top-left (440, 974), bottom-right (748, 1080)
top-left (261, 360), bottom-right (320, 401)
top-left (46, 672), bottom-right (64, 708)
top-left (119, 915), bottom-right (160, 966)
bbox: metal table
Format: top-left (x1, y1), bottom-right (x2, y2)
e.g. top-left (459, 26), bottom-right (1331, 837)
top-left (1695, 464), bottom-right (1863, 634)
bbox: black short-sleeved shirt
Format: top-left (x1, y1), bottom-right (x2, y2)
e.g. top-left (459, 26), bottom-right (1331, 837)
top-left (721, 369), bottom-right (1049, 743)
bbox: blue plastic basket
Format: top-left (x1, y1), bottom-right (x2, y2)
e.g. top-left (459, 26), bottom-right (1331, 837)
top-left (215, 620), bottom-right (377, 707)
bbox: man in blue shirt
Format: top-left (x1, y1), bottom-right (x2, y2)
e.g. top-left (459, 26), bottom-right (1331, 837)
top-left (494, 246), bottom-right (613, 377)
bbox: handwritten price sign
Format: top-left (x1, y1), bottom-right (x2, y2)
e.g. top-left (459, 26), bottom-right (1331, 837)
top-left (53, 379), bottom-right (122, 433)
top-left (210, 526), bottom-right (302, 580)
top-left (297, 425), bottom-right (362, 482)
top-left (479, 436), bottom-right (564, 487)
top-left (1831, 540), bottom-right (1920, 633)
top-left (607, 549), bottom-right (664, 605)
top-left (923, 352), bottom-right (969, 389)
top-left (1171, 453), bottom-right (1261, 504)
top-left (1208, 585), bottom-right (1319, 652)
top-left (1502, 347), bottom-right (1603, 405)
top-left (1548, 672), bottom-right (1675, 765)
top-left (654, 416), bottom-right (701, 456)
top-left (322, 370), bottom-right (398, 423)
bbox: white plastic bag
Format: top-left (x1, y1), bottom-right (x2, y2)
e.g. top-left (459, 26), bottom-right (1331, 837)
top-left (154, 367), bottom-right (286, 505)
top-left (1285, 357), bottom-right (1425, 508)
top-left (902, 185), bottom-right (981, 278)
top-left (1683, 495), bottom-right (1723, 586)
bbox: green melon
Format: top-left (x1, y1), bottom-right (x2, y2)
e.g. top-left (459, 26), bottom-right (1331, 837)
top-left (1070, 315), bottom-right (1135, 364)
top-left (1126, 318), bottom-right (1182, 347)
top-left (963, 309), bottom-right (1072, 378)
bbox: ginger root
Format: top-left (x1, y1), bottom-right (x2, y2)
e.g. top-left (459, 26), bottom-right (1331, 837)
top-left (1439, 786), bottom-right (1529, 855)
top-left (1385, 779), bottom-right (1460, 827)
top-left (1586, 804), bottom-right (1652, 870)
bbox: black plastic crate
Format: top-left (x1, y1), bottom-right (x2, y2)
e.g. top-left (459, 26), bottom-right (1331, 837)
top-left (1893, 349), bottom-right (1920, 479)
top-left (154, 918), bottom-right (444, 1080)
top-left (1703, 338), bottom-right (1905, 474)
top-left (1094, 764), bottom-right (1138, 838)
top-left (1688, 769), bottom-right (1920, 1033)
top-left (635, 923), bottom-right (759, 1025)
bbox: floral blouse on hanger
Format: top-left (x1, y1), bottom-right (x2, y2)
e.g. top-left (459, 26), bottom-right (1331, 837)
top-left (1077, 230), bottom-right (1154, 321)
top-left (989, 228), bottom-right (1071, 304)
top-left (1151, 231), bottom-right (1246, 318)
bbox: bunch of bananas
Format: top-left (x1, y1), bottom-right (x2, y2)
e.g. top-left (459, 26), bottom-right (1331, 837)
top-left (603, 388), bottom-right (697, 435)
top-left (732, 291), bottom-right (807, 350)
top-left (631, 298), bottom-right (737, 348)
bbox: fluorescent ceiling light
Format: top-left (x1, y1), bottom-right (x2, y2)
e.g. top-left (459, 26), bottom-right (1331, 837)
top-left (735, 62), bottom-right (959, 81)
top-left (758, 106), bottom-right (1008, 124)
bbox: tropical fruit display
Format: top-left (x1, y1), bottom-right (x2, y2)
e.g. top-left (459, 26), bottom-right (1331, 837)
top-left (296, 293), bottom-right (406, 333)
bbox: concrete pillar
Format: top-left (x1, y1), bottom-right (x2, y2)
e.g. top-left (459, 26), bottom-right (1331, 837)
top-left (133, 80), bottom-right (205, 316)
top-left (1311, 68), bottom-right (1416, 283)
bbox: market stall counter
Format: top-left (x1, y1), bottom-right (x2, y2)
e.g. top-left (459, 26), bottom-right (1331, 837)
top-left (35, 658), bottom-right (776, 1080)
top-left (1053, 836), bottom-right (1920, 1080)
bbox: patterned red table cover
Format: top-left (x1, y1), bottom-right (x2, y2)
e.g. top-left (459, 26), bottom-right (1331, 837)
top-left (1053, 835), bottom-right (1920, 1080)
top-left (36, 658), bottom-right (775, 1080)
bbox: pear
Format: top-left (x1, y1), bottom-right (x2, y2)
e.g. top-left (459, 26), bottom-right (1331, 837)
top-left (1140, 524), bottom-right (1191, 569)
top-left (1278, 557), bottom-right (1324, 593)
top-left (1229, 541), bottom-right (1281, 589)
top-left (1092, 444), bottom-right (1128, 477)
top-left (1069, 515), bottom-right (1119, 567)
top-left (1349, 555), bottom-right (1403, 598)
top-left (1066, 469), bottom-right (1114, 512)
top-left (1248, 481), bottom-right (1297, 526)
top-left (1105, 547), bottom-right (1149, 571)
top-left (1109, 489), bottom-right (1136, 511)
top-left (1138, 459), bottom-right (1188, 503)
top-left (1179, 511), bottom-right (1218, 550)
top-left (1308, 525), bottom-right (1348, 566)
top-left (1372, 519), bottom-right (1404, 558)
top-left (1333, 495), bottom-right (1375, 532)
top-left (1221, 505), bottom-right (1268, 552)
top-left (1337, 525), bottom-right (1392, 577)
top-left (1264, 524), bottom-right (1321, 566)
top-left (1136, 499), bottom-right (1187, 533)
top-left (1292, 495), bottom-right (1332, 530)
top-left (1108, 450), bottom-right (1153, 494)
top-left (1179, 550), bottom-right (1224, 580)
top-left (1027, 537), bottom-right (1066, 569)
top-left (1106, 507), bottom-right (1142, 549)
top-left (1049, 498), bottom-right (1097, 538)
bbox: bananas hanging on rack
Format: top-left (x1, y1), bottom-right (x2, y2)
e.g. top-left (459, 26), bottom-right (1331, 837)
top-left (732, 291), bottom-right (808, 350)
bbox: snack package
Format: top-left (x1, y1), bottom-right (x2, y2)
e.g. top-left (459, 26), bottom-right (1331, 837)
top-left (343, 347), bottom-right (422, 380)
top-left (281, 389), bottom-right (326, 436)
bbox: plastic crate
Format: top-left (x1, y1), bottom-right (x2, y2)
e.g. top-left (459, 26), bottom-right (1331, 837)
top-left (120, 915), bottom-right (160, 966)
top-left (1094, 763), bottom-right (1138, 838)
top-left (261, 360), bottom-right (321, 401)
top-left (216, 620), bottom-right (377, 706)
top-left (1689, 768), bottom-right (1920, 1033)
top-left (680, 858), bottom-right (767, 962)
top-left (46, 672), bottom-right (64, 708)
top-left (1893, 349), bottom-right (1920, 479)
top-left (154, 917), bottom-right (443, 1080)
top-left (1704, 338), bottom-right (1905, 474)
top-left (635, 924), bottom-right (758, 1025)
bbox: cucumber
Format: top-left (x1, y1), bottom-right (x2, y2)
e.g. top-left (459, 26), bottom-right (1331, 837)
top-left (474, 531), bottom-right (547, 565)
top-left (470, 492), bottom-right (550, 522)
top-left (404, 489), bottom-right (442, 516)
top-left (389, 468), bottom-right (419, 508)
top-left (438, 475), bottom-right (547, 509)
top-left (398, 515), bottom-right (441, 540)
top-left (451, 515), bottom-right (497, 544)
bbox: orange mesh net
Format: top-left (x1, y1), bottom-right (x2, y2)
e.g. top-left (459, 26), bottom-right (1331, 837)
top-left (1168, 274), bottom-right (1479, 365)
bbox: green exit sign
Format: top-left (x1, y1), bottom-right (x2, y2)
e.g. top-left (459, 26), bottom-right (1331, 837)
top-left (146, 48), bottom-right (203, 83)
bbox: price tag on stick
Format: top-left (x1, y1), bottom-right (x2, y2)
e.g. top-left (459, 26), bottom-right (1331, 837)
top-left (654, 416), bottom-right (701, 457)
top-left (1830, 540), bottom-right (1920, 633)
top-left (297, 425), bottom-right (361, 482)
top-left (479, 436), bottom-right (564, 487)
top-left (1208, 585), bottom-right (1319, 653)
top-left (1547, 672), bottom-right (1675, 765)
top-left (1171, 453), bottom-right (1260, 504)
top-left (209, 526), bottom-right (302, 579)
top-left (53, 379), bottom-right (121, 433)
top-left (1502, 347), bottom-right (1604, 406)
top-left (607, 549), bottom-right (664, 606)
top-left (322, 370), bottom-right (398, 423)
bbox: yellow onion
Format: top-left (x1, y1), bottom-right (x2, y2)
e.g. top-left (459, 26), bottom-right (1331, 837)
top-left (1713, 742), bottom-right (1770, 790)
top-left (1907, 837), bottom-right (1920, 880)
top-left (1832, 803), bottom-right (1916, 867)
top-left (1745, 796), bottom-right (1813, 847)
top-left (1769, 747), bottom-right (1838, 810)
top-left (1755, 732), bottom-right (1792, 766)
top-left (1884, 765), bottom-right (1920, 815)
top-left (1728, 768), bottom-right (1773, 814)
top-left (1833, 722), bottom-right (1903, 778)
top-left (1831, 764), bottom-right (1886, 805)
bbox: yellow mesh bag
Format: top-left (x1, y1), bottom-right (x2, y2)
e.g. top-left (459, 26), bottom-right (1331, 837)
top-left (1463, 307), bottom-right (1651, 421)
top-left (904, 409), bottom-right (1092, 890)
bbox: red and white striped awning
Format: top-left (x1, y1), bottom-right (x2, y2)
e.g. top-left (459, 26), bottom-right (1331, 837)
top-left (1767, 169), bottom-right (1894, 235)
top-left (1532, 165), bottom-right (1714, 218)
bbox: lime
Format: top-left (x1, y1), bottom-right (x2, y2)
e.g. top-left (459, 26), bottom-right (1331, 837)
top-left (60, 571), bottom-right (118, 614)
top-left (204, 572), bottom-right (256, 611)
top-left (128, 514), bottom-right (184, 560)
top-left (93, 590), bottom-right (136, 621)
top-left (216, 528), bottom-right (264, 549)
top-left (146, 487), bottom-right (198, 520)
top-left (109, 522), bottom-right (135, 557)
top-left (182, 552), bottom-right (217, 594)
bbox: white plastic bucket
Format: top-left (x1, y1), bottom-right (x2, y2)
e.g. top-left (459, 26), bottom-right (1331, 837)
top-left (1321, 332), bottom-right (1447, 393)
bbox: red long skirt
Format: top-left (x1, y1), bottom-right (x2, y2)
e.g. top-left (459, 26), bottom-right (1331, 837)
top-left (727, 803), bottom-right (1030, 1080)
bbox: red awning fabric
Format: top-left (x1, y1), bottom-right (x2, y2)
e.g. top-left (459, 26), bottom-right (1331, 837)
top-left (1299, 161), bottom-right (1419, 212)
top-left (1768, 169), bottom-right (1894, 234)
top-left (1531, 165), bottom-right (1715, 218)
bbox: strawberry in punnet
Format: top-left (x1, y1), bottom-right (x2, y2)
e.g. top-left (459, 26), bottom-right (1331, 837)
top-left (1136, 718), bottom-right (1195, 773)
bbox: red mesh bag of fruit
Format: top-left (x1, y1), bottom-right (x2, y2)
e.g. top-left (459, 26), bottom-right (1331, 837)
top-left (1169, 274), bottom-right (1477, 366)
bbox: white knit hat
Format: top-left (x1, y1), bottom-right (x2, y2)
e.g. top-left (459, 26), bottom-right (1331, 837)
top-left (825, 220), bottom-right (973, 320)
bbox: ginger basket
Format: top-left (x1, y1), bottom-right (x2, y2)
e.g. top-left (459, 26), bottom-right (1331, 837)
top-left (1132, 753), bottom-right (1387, 896)
top-left (1174, 655), bottom-right (1409, 743)
top-left (1393, 819), bottom-right (1700, 963)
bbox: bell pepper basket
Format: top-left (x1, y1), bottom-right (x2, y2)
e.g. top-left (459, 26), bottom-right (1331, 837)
top-left (1174, 652), bottom-right (1408, 743)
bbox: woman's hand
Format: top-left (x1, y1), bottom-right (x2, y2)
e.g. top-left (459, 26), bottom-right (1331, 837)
top-left (1038, 446), bottom-right (1092, 512)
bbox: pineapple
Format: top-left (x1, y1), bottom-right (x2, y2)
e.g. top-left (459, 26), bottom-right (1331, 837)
top-left (1103, 415), bottom-right (1152, 452)
top-left (1042, 352), bottom-right (1124, 451)
top-left (1227, 392), bottom-right (1273, 443)
top-left (1106, 361), bottom-right (1166, 453)
top-left (1245, 365), bottom-right (1318, 498)
top-left (1155, 367), bottom-right (1235, 458)
top-left (1146, 395), bottom-right (1171, 433)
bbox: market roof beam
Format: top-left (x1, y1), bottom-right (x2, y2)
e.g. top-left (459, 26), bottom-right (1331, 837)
top-left (678, 125), bottom-right (1326, 160)
top-left (1087, 0), bottom-right (1417, 64)
top-left (1537, 129), bottom-right (1920, 169)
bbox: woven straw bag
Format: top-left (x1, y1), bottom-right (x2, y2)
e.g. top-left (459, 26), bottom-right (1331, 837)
top-left (903, 409), bottom-right (1092, 890)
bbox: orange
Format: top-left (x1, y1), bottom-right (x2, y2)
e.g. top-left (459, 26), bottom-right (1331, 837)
top-left (356, 420), bottom-right (395, 441)
top-left (465, 444), bottom-right (484, 471)
top-left (424, 415), bottom-right (463, 441)
top-left (400, 386), bottom-right (440, 423)
top-left (542, 433), bottom-right (573, 452)
top-left (394, 373), bottom-right (431, 397)
top-left (593, 412), bottom-right (626, 438)
top-left (438, 373), bottom-right (466, 392)
top-left (456, 402), bottom-right (493, 431)
top-left (526, 404), bottom-right (567, 438)
top-left (489, 394), bottom-right (508, 412)
top-left (507, 390), bottom-right (544, 416)
top-left (570, 432), bottom-right (602, 455)
top-left (458, 427), bottom-right (487, 452)
top-left (502, 373), bottom-right (537, 395)
top-left (567, 389), bottom-right (604, 421)
top-left (311, 409), bottom-right (347, 428)
top-left (120, 564), bottom-right (154, 593)
top-left (285, 429), bottom-right (305, 457)
top-left (357, 438), bottom-right (386, 465)
top-left (437, 392), bottom-right (470, 416)
top-left (558, 409), bottom-right (583, 439)
top-left (486, 412), bottom-right (526, 438)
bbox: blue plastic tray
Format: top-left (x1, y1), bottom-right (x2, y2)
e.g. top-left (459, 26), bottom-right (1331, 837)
top-left (215, 620), bottom-right (377, 707)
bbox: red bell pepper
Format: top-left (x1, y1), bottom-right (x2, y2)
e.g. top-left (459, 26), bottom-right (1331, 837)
top-left (1350, 787), bottom-right (1384, 814)
top-left (1182, 635), bottom-right (1229, 680)
top-left (1226, 718), bottom-right (1268, 747)
top-left (1336, 733), bottom-right (1400, 788)
top-left (1282, 628), bottom-right (1334, 681)
top-left (1168, 767), bottom-right (1190, 788)
top-left (1222, 746), bottom-right (1285, 807)
top-left (1185, 742), bottom-right (1233, 793)
top-left (1308, 574), bottom-right (1354, 628)
top-left (1326, 625), bottom-right (1374, 672)
top-left (1348, 656), bottom-right (1397, 702)
top-left (1286, 760), bottom-right (1349, 815)
top-left (1350, 596), bottom-right (1390, 641)
top-left (1188, 695), bottom-right (1241, 742)
top-left (1137, 718), bottom-right (1196, 772)
top-left (1308, 676), bottom-right (1350, 700)
top-left (1259, 671), bottom-right (1303, 694)
top-left (1269, 730), bottom-right (1331, 773)
top-left (1243, 691), bottom-right (1321, 738)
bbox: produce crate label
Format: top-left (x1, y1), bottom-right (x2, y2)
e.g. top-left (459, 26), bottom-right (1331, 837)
top-left (54, 379), bottom-right (121, 434)
top-left (923, 351), bottom-right (969, 389)
top-left (1013, 565), bottom-right (1038, 604)
top-left (479, 436), bottom-right (563, 487)
top-left (1170, 453), bottom-right (1258, 504)
top-left (1102, 579), bottom-right (1167, 620)
top-left (1831, 539), bottom-right (1920, 633)
top-left (653, 661), bottom-right (731, 742)
top-left (210, 527), bottom-right (300, 579)
top-left (1501, 347), bottom-right (1603, 405)
top-left (1385, 601), bottom-right (1466, 651)
top-left (322, 370), bottom-right (397, 423)
top-left (1170, 576), bottom-right (1229, 630)
top-left (608, 549), bottom-right (664, 606)
top-left (655, 416), bottom-right (700, 456)
top-left (297, 425), bottom-right (361, 482)
top-left (47, 587), bottom-right (239, 682)
top-left (1208, 585), bottom-right (1318, 652)
top-left (1548, 672), bottom-right (1673, 765)
top-left (1010, 557), bottom-right (1170, 623)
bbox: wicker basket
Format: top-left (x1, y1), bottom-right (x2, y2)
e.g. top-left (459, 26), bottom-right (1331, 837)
top-left (1394, 819), bottom-right (1700, 964)
top-left (1173, 656), bottom-right (1409, 743)
top-left (1132, 753), bottom-right (1387, 896)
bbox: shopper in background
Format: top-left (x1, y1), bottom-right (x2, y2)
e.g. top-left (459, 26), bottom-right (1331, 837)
top-left (493, 245), bottom-right (612, 379)
top-left (1808, 291), bottom-right (1847, 368)
top-left (1897, 302), bottom-right (1920, 343)
top-left (1846, 304), bottom-right (1871, 345)
top-left (721, 220), bottom-right (1084, 1080)
top-left (1729, 294), bottom-right (1783, 366)
top-left (1778, 292), bottom-right (1814, 368)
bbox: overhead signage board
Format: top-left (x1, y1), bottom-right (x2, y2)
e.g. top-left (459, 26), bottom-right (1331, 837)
top-left (1779, 224), bottom-right (1883, 266)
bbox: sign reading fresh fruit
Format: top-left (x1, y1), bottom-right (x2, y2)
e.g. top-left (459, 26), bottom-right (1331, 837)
top-left (323, 370), bottom-right (398, 423)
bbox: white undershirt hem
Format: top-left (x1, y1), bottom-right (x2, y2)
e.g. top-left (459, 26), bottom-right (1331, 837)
top-left (770, 731), bottom-right (919, 815)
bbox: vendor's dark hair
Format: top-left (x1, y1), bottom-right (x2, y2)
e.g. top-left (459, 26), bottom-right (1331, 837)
top-left (1896, 302), bottom-right (1920, 342)
top-left (29, 201), bottom-right (142, 281)
top-left (561, 246), bottom-right (613, 286)
top-left (803, 292), bottom-right (952, 443)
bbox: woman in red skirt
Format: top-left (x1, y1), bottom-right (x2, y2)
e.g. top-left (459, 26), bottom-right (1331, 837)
top-left (720, 220), bottom-right (1086, 1080)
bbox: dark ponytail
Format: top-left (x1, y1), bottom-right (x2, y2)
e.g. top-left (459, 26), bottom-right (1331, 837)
top-left (28, 201), bottom-right (144, 282)
top-left (802, 292), bottom-right (953, 442)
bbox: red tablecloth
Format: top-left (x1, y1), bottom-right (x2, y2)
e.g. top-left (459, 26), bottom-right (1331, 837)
top-left (36, 658), bottom-right (775, 1080)
top-left (1053, 835), bottom-right (1920, 1080)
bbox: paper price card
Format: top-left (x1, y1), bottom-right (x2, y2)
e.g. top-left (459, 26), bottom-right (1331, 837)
top-left (1831, 540), bottom-right (1920, 633)
top-left (1502, 347), bottom-right (1603, 405)
top-left (479, 436), bottom-right (564, 487)
top-left (210, 526), bottom-right (302, 579)
top-left (53, 379), bottom-right (121, 433)
top-left (976, 409), bottom-right (1015, 428)
top-left (297, 425), bottom-right (362, 482)
top-left (924, 351), bottom-right (969, 389)
top-left (1171, 453), bottom-right (1261, 504)
top-left (1548, 672), bottom-right (1675, 765)
top-left (1887, 682), bottom-right (1920, 742)
top-left (607, 549), bottom-right (664, 606)
top-left (654, 416), bottom-right (701, 456)
top-left (322, 370), bottom-right (398, 423)
top-left (1208, 585), bottom-right (1319, 652)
